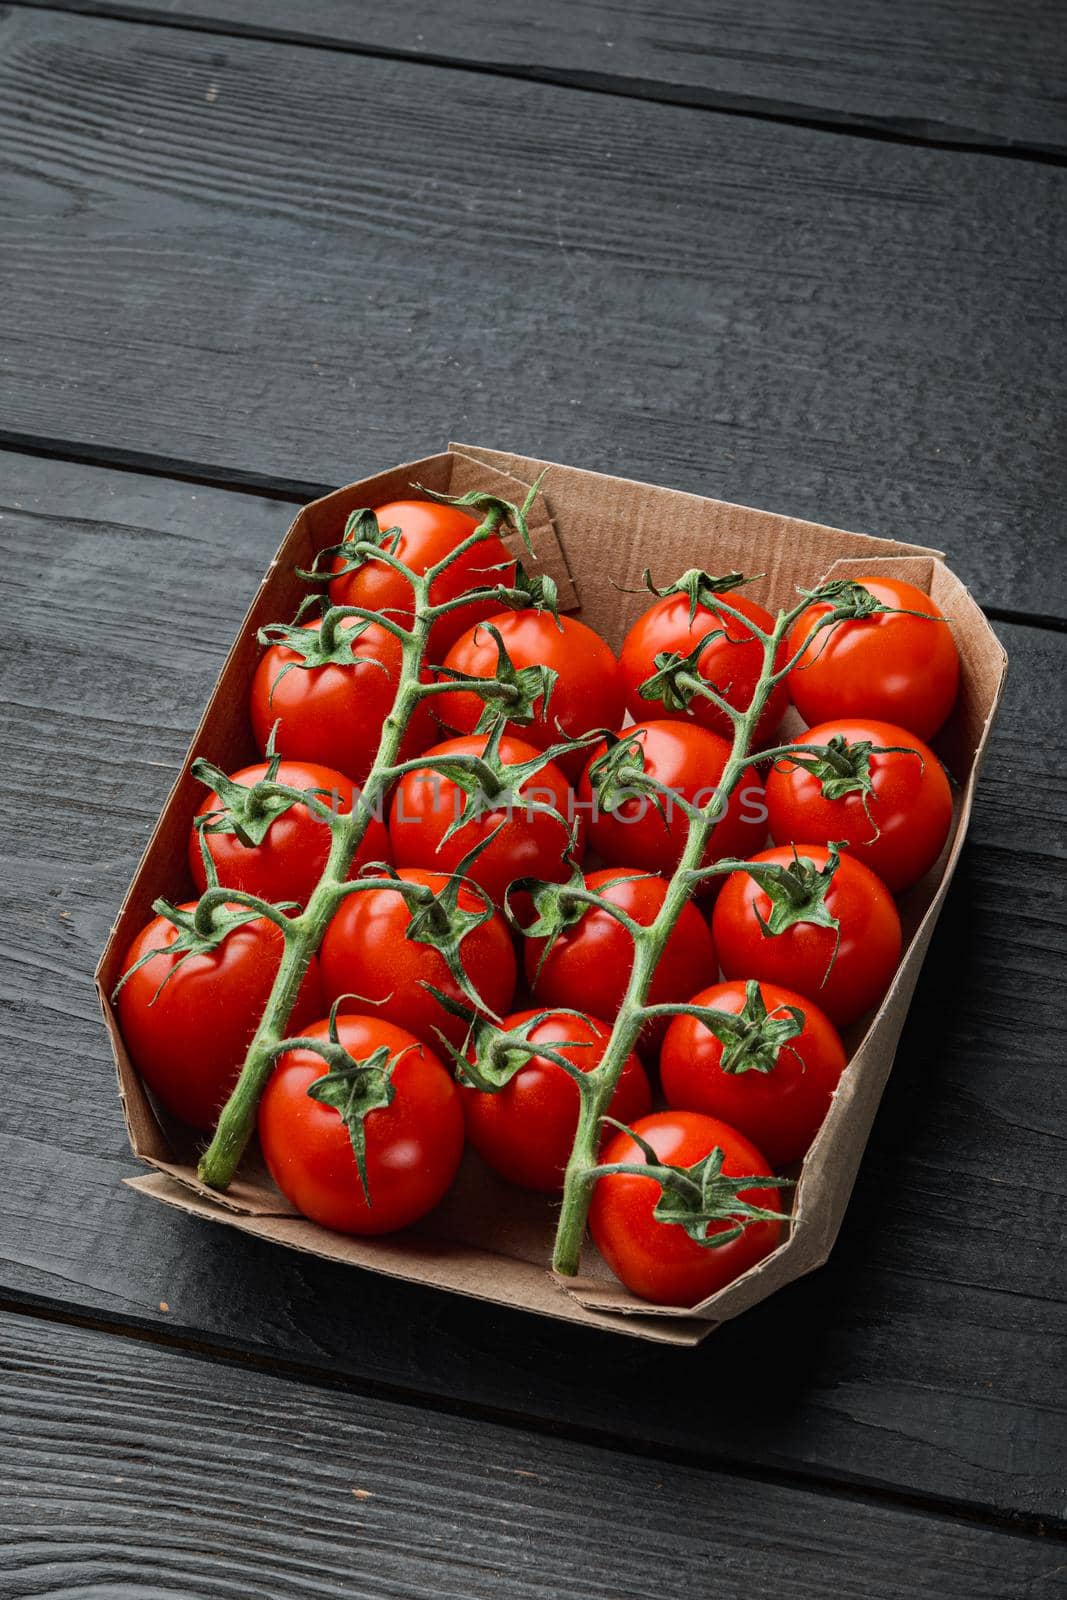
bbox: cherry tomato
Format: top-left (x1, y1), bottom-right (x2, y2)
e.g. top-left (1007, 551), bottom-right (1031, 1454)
top-left (765, 718), bottom-right (953, 892)
top-left (189, 758), bottom-right (391, 907)
top-left (329, 499), bottom-right (516, 660)
top-left (319, 867), bottom-right (517, 1053)
top-left (250, 616), bottom-right (434, 784)
top-left (524, 867), bottom-right (717, 1046)
top-left (578, 720), bottom-right (765, 880)
top-left (712, 845), bottom-right (901, 1027)
top-left (389, 734), bottom-right (583, 909)
top-left (619, 589), bottom-right (789, 746)
top-left (463, 1010), bottom-right (652, 1192)
top-left (258, 1014), bottom-right (464, 1235)
top-left (589, 1111), bottom-right (784, 1306)
top-left (117, 904), bottom-right (325, 1130)
top-left (436, 611), bottom-right (626, 779)
top-left (660, 980), bottom-right (847, 1166)
top-left (788, 576), bottom-right (960, 740)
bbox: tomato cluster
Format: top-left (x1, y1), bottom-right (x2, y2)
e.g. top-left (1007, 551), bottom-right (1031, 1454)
top-left (115, 495), bottom-right (960, 1311)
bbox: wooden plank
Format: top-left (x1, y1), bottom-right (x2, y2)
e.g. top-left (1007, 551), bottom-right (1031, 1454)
top-left (15, 0), bottom-right (1067, 153)
top-left (0, 8), bottom-right (1065, 620)
top-left (2, 1312), bottom-right (1057, 1600)
top-left (0, 449), bottom-right (1064, 1524)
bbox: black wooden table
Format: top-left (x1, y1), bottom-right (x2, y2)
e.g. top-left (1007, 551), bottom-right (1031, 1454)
top-left (2, 4), bottom-right (1065, 1594)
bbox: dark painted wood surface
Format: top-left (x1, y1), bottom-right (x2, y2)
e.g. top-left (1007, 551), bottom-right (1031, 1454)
top-left (2, 1311), bottom-right (1059, 1600)
top-left (1, 450), bottom-right (1064, 1526)
top-left (2, 7), bottom-right (1065, 619)
top-left (15, 0), bottom-right (1067, 152)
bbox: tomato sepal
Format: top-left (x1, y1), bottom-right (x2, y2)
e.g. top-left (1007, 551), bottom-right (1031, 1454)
top-left (643, 979), bottom-right (808, 1076)
top-left (425, 990), bottom-right (594, 1092)
top-left (593, 1118), bottom-right (792, 1250)
top-left (431, 621), bottom-right (559, 736)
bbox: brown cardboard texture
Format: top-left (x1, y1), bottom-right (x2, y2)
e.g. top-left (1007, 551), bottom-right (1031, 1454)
top-left (96, 445), bottom-right (1008, 1345)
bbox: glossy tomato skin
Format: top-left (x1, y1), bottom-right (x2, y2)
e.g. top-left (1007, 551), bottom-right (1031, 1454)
top-left (660, 981), bottom-right (847, 1166)
top-left (250, 616), bottom-right (435, 784)
top-left (788, 576), bottom-right (960, 740)
top-left (436, 612), bottom-right (626, 779)
top-left (117, 904), bottom-right (325, 1130)
top-left (578, 720), bottom-right (765, 880)
top-left (189, 759), bottom-right (391, 907)
top-left (524, 867), bottom-right (717, 1047)
top-left (319, 867), bottom-right (517, 1053)
top-left (765, 718), bottom-right (953, 892)
top-left (463, 1010), bottom-right (652, 1192)
top-left (619, 590), bottom-right (789, 746)
top-left (712, 846), bottom-right (902, 1027)
top-left (258, 1014), bottom-right (464, 1235)
top-left (589, 1111), bottom-right (784, 1307)
top-left (328, 499), bottom-right (516, 660)
top-left (389, 734), bottom-right (583, 908)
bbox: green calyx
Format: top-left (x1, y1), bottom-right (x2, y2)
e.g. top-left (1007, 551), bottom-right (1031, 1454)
top-left (433, 622), bottom-right (558, 735)
top-left (403, 721), bottom-right (585, 847)
top-left (190, 727), bottom-right (344, 849)
top-left (415, 472), bottom-right (547, 558)
top-left (258, 598), bottom-right (394, 683)
top-left (642, 566), bottom-right (754, 624)
top-left (777, 734), bottom-right (923, 839)
top-left (299, 1001), bottom-right (403, 1203)
top-left (684, 980), bottom-right (806, 1075)
top-left (637, 629), bottom-right (726, 713)
top-left (426, 996), bottom-right (593, 1092)
top-left (394, 831), bottom-right (507, 1016)
top-left (596, 1119), bottom-right (792, 1249)
top-left (732, 844), bottom-right (844, 944)
top-left (112, 894), bottom-right (266, 1006)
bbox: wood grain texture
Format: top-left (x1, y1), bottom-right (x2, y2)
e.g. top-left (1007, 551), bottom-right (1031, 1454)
top-left (1, 8), bottom-right (1065, 619)
top-left (2, 1312), bottom-right (1059, 1600)
top-left (1, 450), bottom-right (1065, 1524)
top-left (14, 0), bottom-right (1067, 152)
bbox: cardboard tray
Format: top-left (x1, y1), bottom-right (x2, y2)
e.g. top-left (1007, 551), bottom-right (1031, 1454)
top-left (95, 445), bottom-right (1008, 1345)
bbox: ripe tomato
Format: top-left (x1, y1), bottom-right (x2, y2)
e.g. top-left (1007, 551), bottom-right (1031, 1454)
top-left (589, 1111), bottom-right (784, 1306)
top-left (436, 611), bottom-right (626, 778)
top-left (329, 499), bottom-right (516, 659)
top-left (765, 718), bottom-right (953, 892)
top-left (463, 1010), bottom-right (652, 1192)
top-left (189, 758), bottom-right (391, 907)
top-left (712, 845), bottom-right (901, 1027)
top-left (660, 980), bottom-right (847, 1166)
top-left (258, 1014), bottom-right (464, 1235)
top-left (389, 734), bottom-right (583, 908)
top-left (524, 867), bottom-right (717, 1043)
top-left (117, 904), bottom-right (324, 1130)
top-left (578, 720), bottom-right (765, 880)
top-left (319, 867), bottom-right (517, 1053)
top-left (788, 576), bottom-right (960, 740)
top-left (619, 588), bottom-right (789, 747)
top-left (250, 616), bottom-right (434, 784)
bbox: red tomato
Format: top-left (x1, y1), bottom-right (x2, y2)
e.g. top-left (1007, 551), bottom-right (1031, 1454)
top-left (619, 589), bottom-right (789, 747)
top-left (578, 720), bottom-right (765, 880)
top-left (250, 616), bottom-right (434, 784)
top-left (524, 867), bottom-right (717, 1045)
top-left (589, 1111), bottom-right (784, 1306)
top-left (189, 758), bottom-right (391, 907)
top-left (660, 980), bottom-right (847, 1166)
top-left (319, 867), bottom-right (517, 1053)
top-left (329, 499), bottom-right (516, 660)
top-left (258, 1014), bottom-right (464, 1235)
top-left (765, 718), bottom-right (953, 892)
top-left (389, 734), bottom-right (583, 909)
top-left (463, 1010), bottom-right (652, 1192)
top-left (117, 904), bottom-right (324, 1130)
top-left (436, 611), bottom-right (626, 779)
top-left (712, 846), bottom-right (901, 1027)
top-left (788, 576), bottom-right (960, 740)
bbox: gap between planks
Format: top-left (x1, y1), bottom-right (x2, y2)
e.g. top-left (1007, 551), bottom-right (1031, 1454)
top-left (5, 0), bottom-right (1067, 167)
top-left (1, 1292), bottom-right (1060, 1543)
